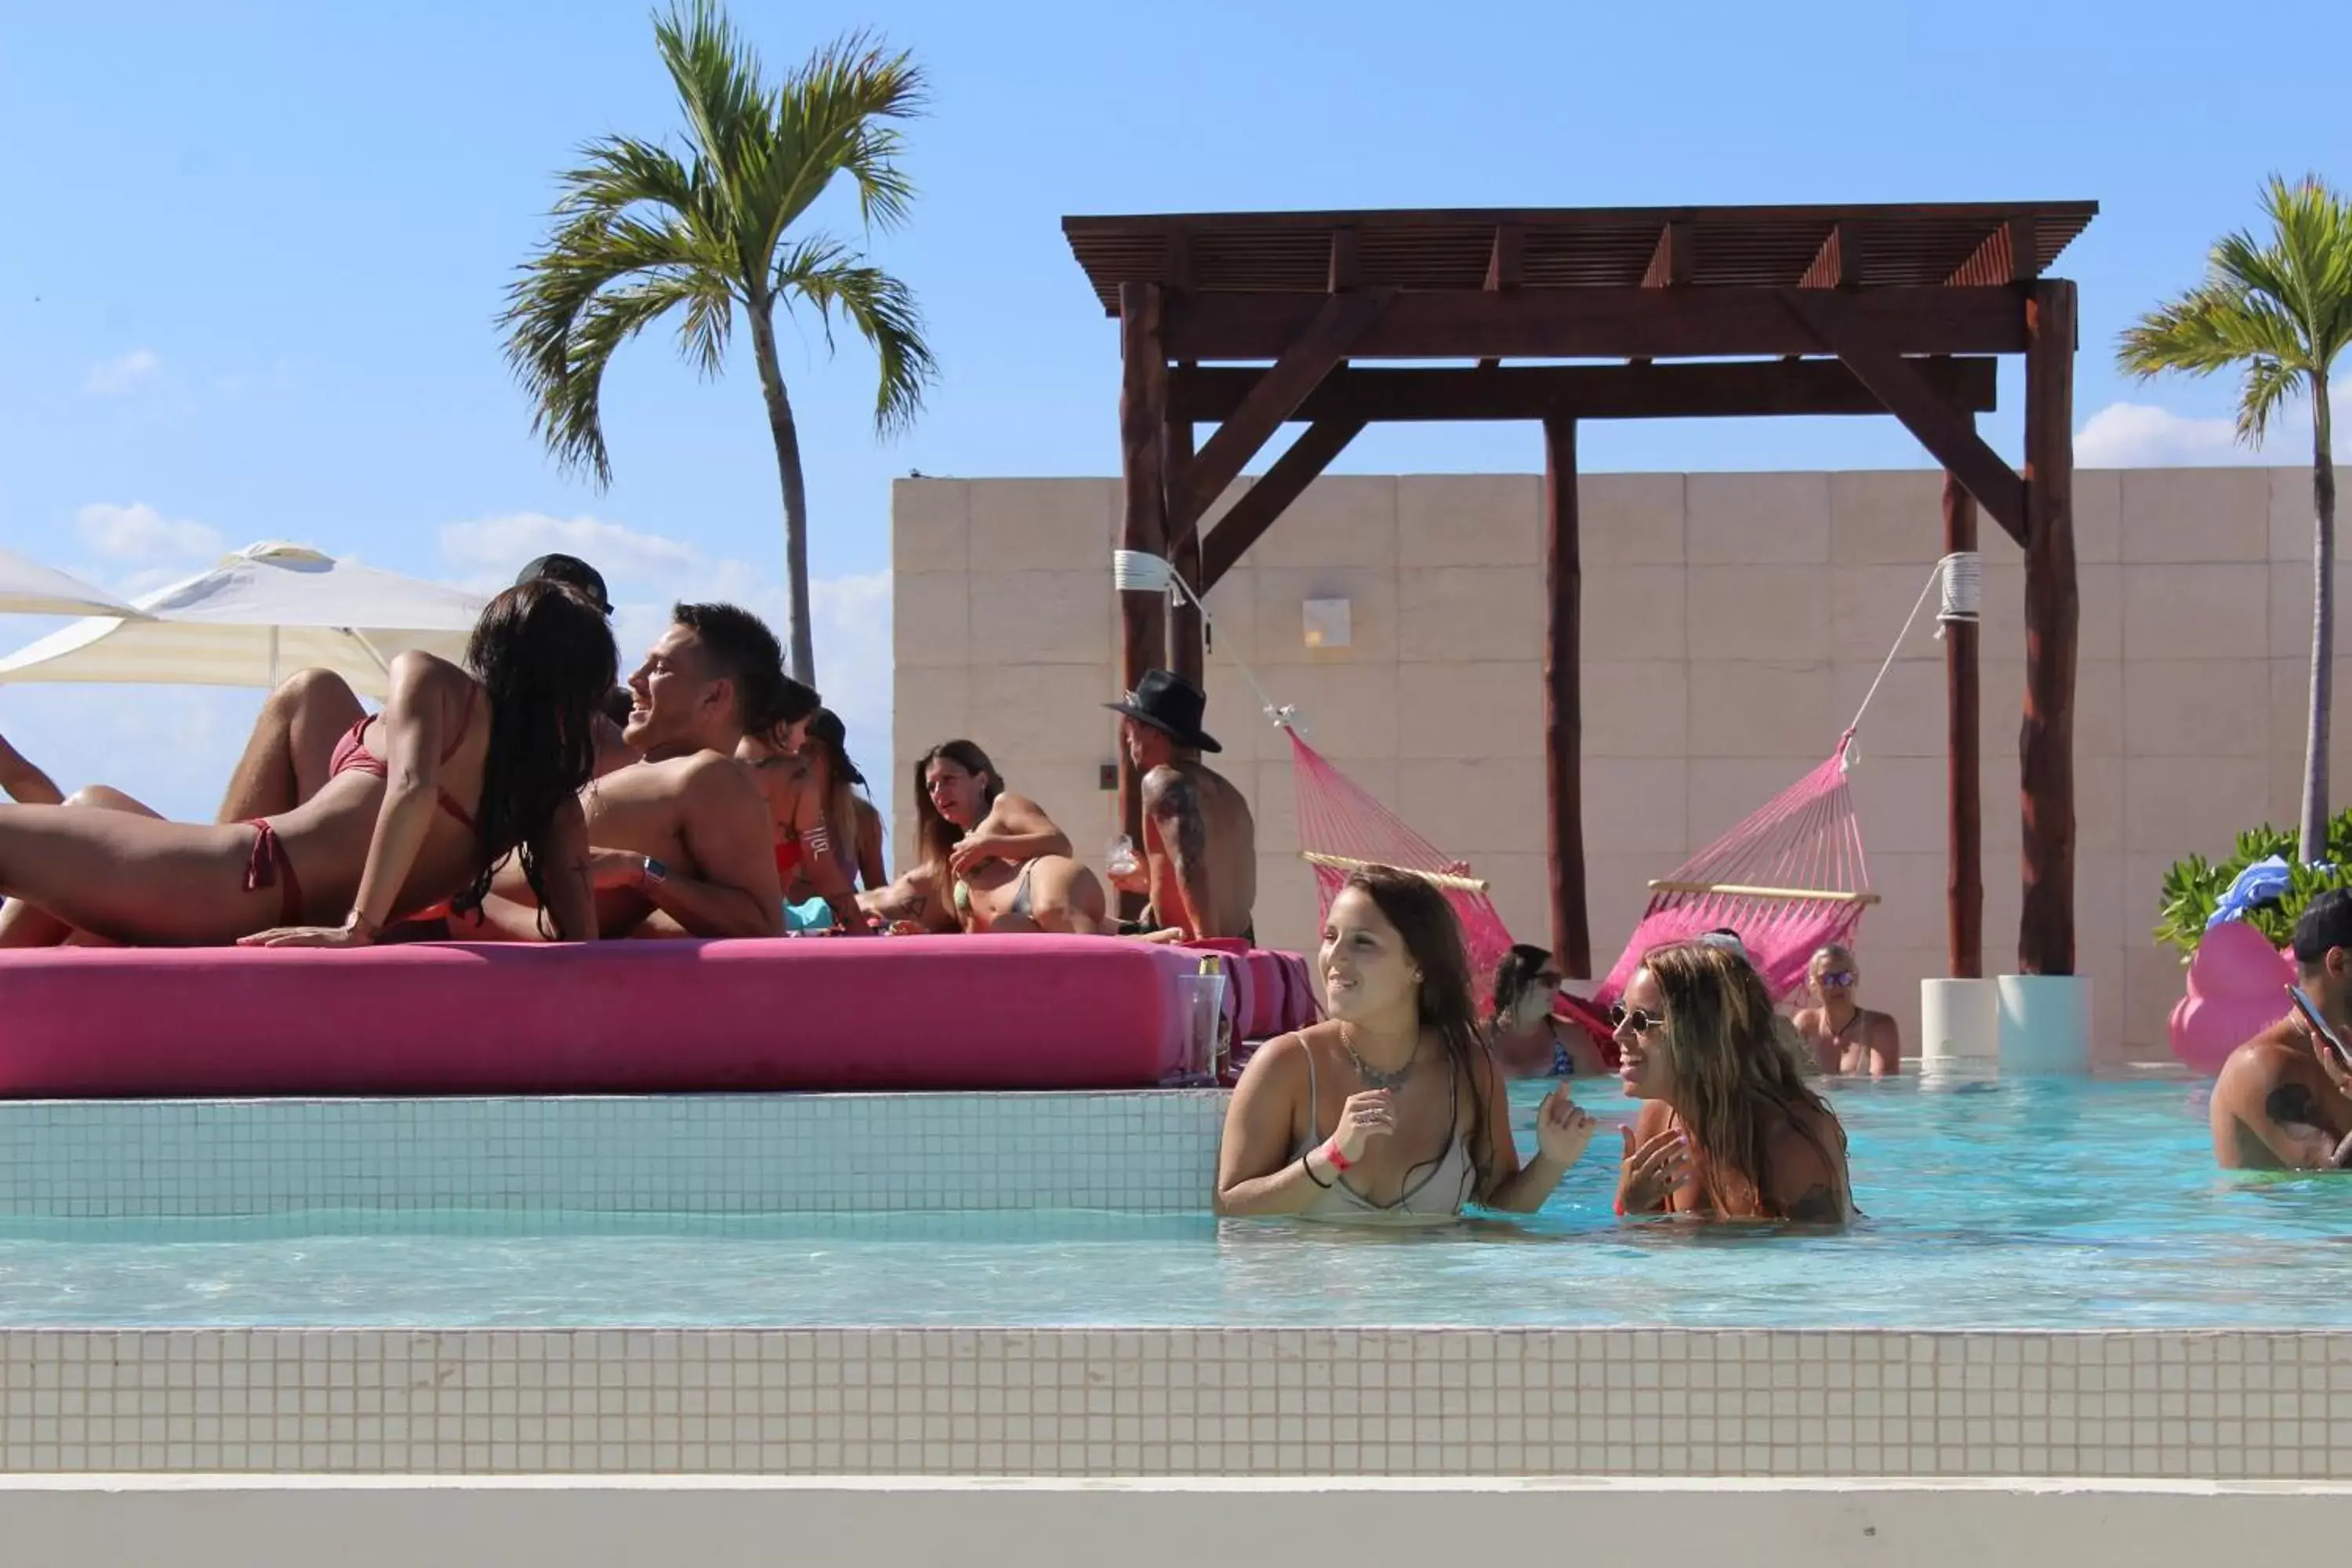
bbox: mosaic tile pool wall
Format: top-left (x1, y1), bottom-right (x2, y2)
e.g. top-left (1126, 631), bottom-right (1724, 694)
top-left (0, 1094), bottom-right (1225, 1219)
top-left (0, 1092), bottom-right (2343, 1482)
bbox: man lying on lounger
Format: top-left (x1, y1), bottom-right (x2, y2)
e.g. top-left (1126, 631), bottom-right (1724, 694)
top-left (448, 602), bottom-right (800, 942)
top-left (1103, 670), bottom-right (1258, 944)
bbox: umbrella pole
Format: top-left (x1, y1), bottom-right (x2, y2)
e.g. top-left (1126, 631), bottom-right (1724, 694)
top-left (267, 626), bottom-right (278, 689)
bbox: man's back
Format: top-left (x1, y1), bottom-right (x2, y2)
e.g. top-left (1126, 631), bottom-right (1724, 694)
top-left (1144, 757), bottom-right (1256, 941)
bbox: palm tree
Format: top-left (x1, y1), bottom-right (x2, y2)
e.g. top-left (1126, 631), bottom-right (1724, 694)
top-left (501, 0), bottom-right (935, 686)
top-left (2121, 174), bottom-right (2351, 864)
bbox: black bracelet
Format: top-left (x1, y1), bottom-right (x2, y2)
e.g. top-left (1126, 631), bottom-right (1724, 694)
top-left (1299, 1153), bottom-right (1333, 1189)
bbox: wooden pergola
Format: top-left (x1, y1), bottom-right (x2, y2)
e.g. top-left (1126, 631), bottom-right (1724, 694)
top-left (1062, 201), bottom-right (2097, 978)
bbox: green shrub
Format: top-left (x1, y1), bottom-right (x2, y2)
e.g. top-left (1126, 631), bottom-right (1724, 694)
top-left (2153, 810), bottom-right (2352, 960)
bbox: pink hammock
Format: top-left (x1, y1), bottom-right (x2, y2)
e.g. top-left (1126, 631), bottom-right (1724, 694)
top-left (1288, 728), bottom-right (1518, 979)
top-left (1594, 730), bottom-right (1878, 1005)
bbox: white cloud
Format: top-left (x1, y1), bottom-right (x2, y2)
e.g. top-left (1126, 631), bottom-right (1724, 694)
top-left (83, 349), bottom-right (160, 396)
top-left (438, 512), bottom-right (701, 584)
top-left (2074, 401), bottom-right (2282, 468)
top-left (74, 502), bottom-right (223, 564)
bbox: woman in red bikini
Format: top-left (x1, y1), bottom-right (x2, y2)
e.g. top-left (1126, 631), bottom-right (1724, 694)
top-left (0, 579), bottom-right (614, 946)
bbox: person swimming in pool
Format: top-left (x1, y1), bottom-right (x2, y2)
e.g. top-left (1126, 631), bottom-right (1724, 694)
top-left (1791, 944), bottom-right (1903, 1076)
top-left (0, 579), bottom-right (612, 947)
top-left (1485, 944), bottom-right (1611, 1079)
top-left (2209, 890), bottom-right (2352, 1170)
top-left (862, 739), bottom-right (1109, 935)
top-left (1214, 865), bottom-right (1599, 1224)
top-left (1613, 939), bottom-right (1853, 1224)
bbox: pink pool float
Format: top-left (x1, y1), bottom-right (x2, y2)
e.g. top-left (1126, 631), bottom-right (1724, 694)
top-left (2168, 919), bottom-right (2292, 1075)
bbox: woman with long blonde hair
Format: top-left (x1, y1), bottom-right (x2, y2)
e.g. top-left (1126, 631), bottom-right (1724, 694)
top-left (1611, 939), bottom-right (1853, 1224)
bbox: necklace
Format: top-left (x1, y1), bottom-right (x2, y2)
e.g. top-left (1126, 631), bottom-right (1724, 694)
top-left (1342, 1026), bottom-right (1417, 1090)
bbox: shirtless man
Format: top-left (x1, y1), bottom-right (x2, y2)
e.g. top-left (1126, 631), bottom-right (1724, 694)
top-left (1103, 669), bottom-right (1256, 943)
top-left (454, 602), bottom-right (792, 941)
top-left (2210, 891), bottom-right (2352, 1171)
top-left (1791, 943), bottom-right (1904, 1076)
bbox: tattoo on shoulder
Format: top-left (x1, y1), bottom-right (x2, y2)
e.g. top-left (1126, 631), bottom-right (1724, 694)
top-left (1147, 771), bottom-right (1207, 866)
top-left (2266, 1080), bottom-right (2325, 1129)
top-left (1785, 1184), bottom-right (1843, 1224)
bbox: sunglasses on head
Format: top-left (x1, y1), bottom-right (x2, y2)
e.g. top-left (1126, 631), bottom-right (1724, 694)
top-left (1607, 1003), bottom-right (1667, 1034)
top-left (1818, 970), bottom-right (1857, 988)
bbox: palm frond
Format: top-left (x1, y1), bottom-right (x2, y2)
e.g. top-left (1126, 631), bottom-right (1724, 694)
top-left (2238, 355), bottom-right (2305, 443)
top-left (499, 213), bottom-right (735, 485)
top-left (654, 0), bottom-right (773, 220)
top-left (775, 31), bottom-right (928, 236)
top-left (773, 235), bottom-right (938, 435)
top-left (2118, 173), bottom-right (2352, 448)
top-left (551, 133), bottom-right (702, 222)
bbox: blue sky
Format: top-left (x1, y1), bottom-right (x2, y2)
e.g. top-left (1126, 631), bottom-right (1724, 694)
top-left (0, 0), bottom-right (2343, 832)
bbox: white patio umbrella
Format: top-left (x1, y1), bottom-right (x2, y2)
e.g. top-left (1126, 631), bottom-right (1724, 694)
top-left (0, 546), bottom-right (147, 618)
top-left (0, 542), bottom-right (488, 699)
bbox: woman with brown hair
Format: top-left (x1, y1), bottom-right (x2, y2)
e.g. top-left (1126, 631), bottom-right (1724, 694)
top-left (863, 739), bottom-right (1110, 935)
top-left (1613, 939), bottom-right (1855, 1224)
top-left (1214, 865), bottom-right (1599, 1223)
top-left (1485, 942), bottom-right (1611, 1079)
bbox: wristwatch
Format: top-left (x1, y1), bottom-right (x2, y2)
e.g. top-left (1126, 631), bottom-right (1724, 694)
top-left (640, 855), bottom-right (670, 888)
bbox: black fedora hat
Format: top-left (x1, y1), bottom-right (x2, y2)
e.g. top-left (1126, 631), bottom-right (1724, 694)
top-left (1105, 668), bottom-right (1221, 753)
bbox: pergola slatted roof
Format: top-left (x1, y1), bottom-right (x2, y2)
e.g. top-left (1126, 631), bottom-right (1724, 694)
top-left (1076, 198), bottom-right (2095, 982)
top-left (1064, 202), bottom-right (2096, 307)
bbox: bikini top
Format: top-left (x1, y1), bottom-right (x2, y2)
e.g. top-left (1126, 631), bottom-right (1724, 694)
top-left (1294, 1043), bottom-right (1476, 1225)
top-left (328, 686), bottom-right (481, 834)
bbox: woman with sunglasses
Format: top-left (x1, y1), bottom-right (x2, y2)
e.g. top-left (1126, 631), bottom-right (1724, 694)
top-left (1613, 940), bottom-right (1853, 1225)
top-left (1791, 943), bottom-right (1904, 1076)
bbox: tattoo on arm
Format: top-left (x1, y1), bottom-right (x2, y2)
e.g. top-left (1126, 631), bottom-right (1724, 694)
top-left (1785, 1184), bottom-right (1843, 1224)
top-left (2266, 1081), bottom-right (2325, 1130)
top-left (1149, 773), bottom-right (1213, 927)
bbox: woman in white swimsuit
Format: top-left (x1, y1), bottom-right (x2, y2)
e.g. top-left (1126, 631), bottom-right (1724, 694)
top-left (1214, 865), bottom-right (1600, 1225)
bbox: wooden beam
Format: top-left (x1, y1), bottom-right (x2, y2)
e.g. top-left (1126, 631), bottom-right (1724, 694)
top-left (1197, 418), bottom-right (1365, 590)
top-left (1485, 222), bottom-right (1524, 291)
top-left (1544, 417), bottom-right (1591, 978)
top-left (1946, 216), bottom-right (2040, 287)
top-left (1800, 223), bottom-right (1860, 289)
top-left (1162, 285), bottom-right (2030, 361)
top-left (1478, 223), bottom-right (1523, 369)
top-left (1779, 292), bottom-right (2028, 546)
top-left (2018, 279), bottom-right (2078, 977)
top-left (1944, 470), bottom-right (1983, 981)
top-left (1163, 230), bottom-right (1193, 290)
top-left (1169, 357), bottom-right (1999, 424)
top-left (1174, 290), bottom-right (1388, 532)
top-left (1116, 281), bottom-right (1170, 914)
top-left (1166, 416), bottom-right (1203, 688)
top-left (1328, 226), bottom-right (1360, 292)
top-left (1642, 221), bottom-right (1693, 287)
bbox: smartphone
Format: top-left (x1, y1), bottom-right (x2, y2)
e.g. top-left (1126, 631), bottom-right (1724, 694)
top-left (2287, 985), bottom-right (2352, 1074)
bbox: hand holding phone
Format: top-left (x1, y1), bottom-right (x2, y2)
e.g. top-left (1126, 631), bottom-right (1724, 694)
top-left (2287, 985), bottom-right (2352, 1075)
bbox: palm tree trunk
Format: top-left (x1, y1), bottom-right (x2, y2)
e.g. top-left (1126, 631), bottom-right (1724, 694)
top-left (746, 300), bottom-right (818, 686)
top-left (2307, 372), bottom-right (2339, 863)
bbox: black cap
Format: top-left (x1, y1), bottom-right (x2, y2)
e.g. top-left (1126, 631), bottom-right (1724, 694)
top-left (2292, 889), bottom-right (2352, 964)
top-left (517, 554), bottom-right (611, 615)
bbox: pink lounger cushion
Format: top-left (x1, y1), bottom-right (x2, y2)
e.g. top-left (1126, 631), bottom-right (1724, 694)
top-left (0, 935), bottom-right (1252, 1098)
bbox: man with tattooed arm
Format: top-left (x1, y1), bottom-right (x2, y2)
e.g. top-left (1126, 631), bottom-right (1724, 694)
top-left (2211, 890), bottom-right (2352, 1170)
top-left (1105, 670), bottom-right (1258, 944)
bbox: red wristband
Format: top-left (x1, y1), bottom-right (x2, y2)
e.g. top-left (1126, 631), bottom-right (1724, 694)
top-left (1613, 1194), bottom-right (1628, 1217)
top-left (1319, 1138), bottom-right (1352, 1173)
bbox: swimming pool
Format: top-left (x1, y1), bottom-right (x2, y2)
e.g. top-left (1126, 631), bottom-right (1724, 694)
top-left (0, 1076), bottom-right (2325, 1330)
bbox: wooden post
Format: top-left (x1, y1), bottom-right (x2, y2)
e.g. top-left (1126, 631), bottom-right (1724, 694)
top-left (1543, 417), bottom-right (1592, 977)
top-left (1944, 471), bottom-right (1983, 978)
top-left (1166, 413), bottom-right (1203, 688)
top-left (2019, 280), bottom-right (2078, 975)
top-left (1117, 282), bottom-right (1169, 913)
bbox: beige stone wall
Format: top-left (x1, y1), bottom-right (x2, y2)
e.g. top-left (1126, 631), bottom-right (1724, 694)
top-left (894, 466), bottom-right (2326, 1064)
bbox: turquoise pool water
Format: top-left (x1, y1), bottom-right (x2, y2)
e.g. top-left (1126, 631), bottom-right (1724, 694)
top-left (0, 1077), bottom-right (2340, 1329)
